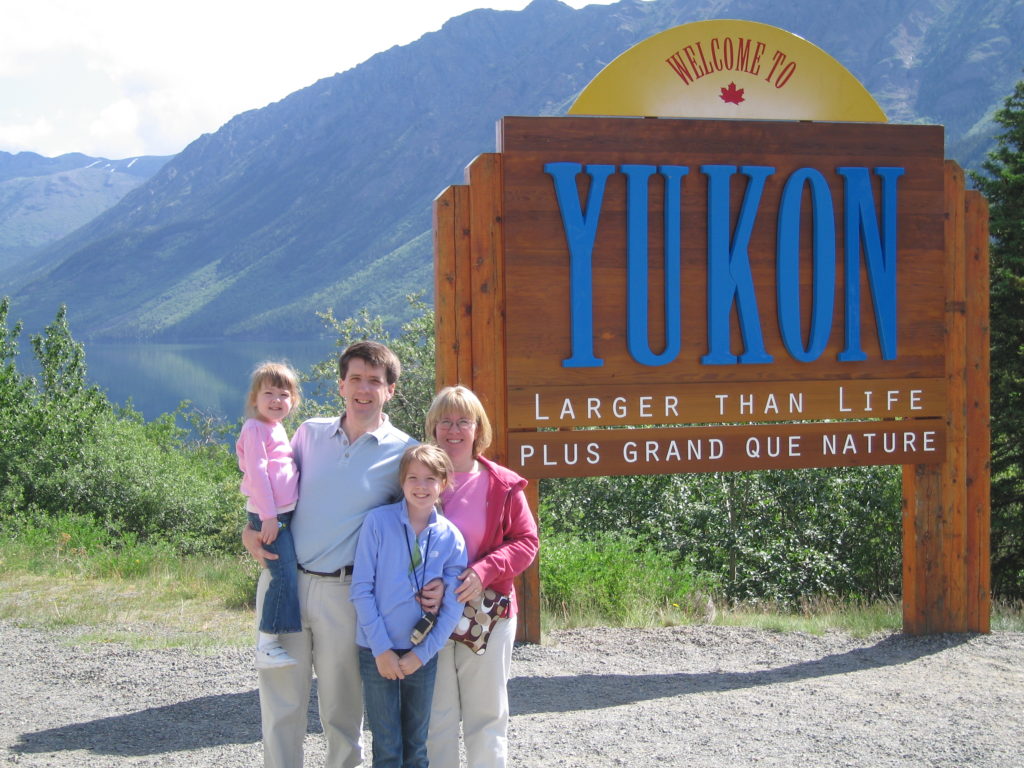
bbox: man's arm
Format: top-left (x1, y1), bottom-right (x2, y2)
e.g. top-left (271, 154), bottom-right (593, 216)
top-left (242, 523), bottom-right (279, 567)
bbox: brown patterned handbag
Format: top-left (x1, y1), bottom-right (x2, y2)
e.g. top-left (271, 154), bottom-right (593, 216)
top-left (450, 589), bottom-right (511, 655)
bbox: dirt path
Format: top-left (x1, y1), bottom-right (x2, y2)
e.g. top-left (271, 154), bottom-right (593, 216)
top-left (3, 621), bottom-right (1022, 766)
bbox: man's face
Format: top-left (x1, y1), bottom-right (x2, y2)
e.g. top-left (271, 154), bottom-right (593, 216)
top-left (338, 357), bottom-right (395, 421)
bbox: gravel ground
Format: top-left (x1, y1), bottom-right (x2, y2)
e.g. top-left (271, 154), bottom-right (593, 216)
top-left (2, 620), bottom-right (1022, 767)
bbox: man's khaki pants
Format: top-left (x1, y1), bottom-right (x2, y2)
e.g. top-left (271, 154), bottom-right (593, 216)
top-left (256, 569), bottom-right (363, 768)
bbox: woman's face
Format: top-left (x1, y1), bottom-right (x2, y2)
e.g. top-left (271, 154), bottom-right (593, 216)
top-left (435, 412), bottom-right (477, 469)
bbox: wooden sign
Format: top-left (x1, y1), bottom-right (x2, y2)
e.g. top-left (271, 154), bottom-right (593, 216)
top-left (498, 116), bottom-right (946, 477)
top-left (511, 421), bottom-right (944, 478)
top-left (433, 20), bottom-right (990, 638)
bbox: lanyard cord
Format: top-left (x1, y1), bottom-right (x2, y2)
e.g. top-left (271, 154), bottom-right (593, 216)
top-left (405, 525), bottom-right (432, 597)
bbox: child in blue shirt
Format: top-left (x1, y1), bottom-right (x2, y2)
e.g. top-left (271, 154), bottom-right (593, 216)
top-left (351, 443), bottom-right (467, 768)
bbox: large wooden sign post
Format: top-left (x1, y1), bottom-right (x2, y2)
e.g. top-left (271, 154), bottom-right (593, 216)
top-left (433, 22), bottom-right (989, 641)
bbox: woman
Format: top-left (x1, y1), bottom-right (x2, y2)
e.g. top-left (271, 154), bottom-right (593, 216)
top-left (425, 385), bottom-right (539, 768)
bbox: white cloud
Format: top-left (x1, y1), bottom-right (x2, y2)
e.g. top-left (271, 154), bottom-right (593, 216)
top-left (0, 0), bottom-right (623, 158)
top-left (0, 116), bottom-right (56, 154)
top-left (88, 99), bottom-right (143, 156)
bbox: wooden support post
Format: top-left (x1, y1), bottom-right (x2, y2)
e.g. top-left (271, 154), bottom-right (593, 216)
top-left (434, 187), bottom-right (459, 387)
top-left (433, 185), bottom-right (472, 388)
top-left (514, 482), bottom-right (543, 643)
top-left (964, 189), bottom-right (991, 632)
top-left (434, 154), bottom-right (543, 643)
top-left (941, 160), bottom-right (969, 631)
top-left (466, 153), bottom-right (507, 459)
top-left (903, 161), bottom-right (990, 634)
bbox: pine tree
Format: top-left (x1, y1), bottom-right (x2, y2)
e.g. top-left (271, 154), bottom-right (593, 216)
top-left (971, 77), bottom-right (1024, 597)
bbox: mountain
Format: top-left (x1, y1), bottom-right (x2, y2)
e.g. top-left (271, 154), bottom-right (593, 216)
top-left (0, 152), bottom-right (169, 287)
top-left (7, 0), bottom-right (1024, 341)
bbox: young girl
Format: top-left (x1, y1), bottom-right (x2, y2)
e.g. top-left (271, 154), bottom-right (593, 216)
top-left (351, 444), bottom-right (467, 768)
top-left (237, 361), bottom-right (302, 670)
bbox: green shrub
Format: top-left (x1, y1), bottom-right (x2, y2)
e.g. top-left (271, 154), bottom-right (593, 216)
top-left (0, 301), bottom-right (242, 557)
top-left (541, 465), bottom-right (902, 605)
top-left (540, 529), bottom-right (708, 623)
top-left (75, 411), bottom-right (241, 554)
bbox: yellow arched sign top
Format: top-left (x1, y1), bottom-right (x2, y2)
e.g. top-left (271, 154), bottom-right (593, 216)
top-left (570, 20), bottom-right (886, 122)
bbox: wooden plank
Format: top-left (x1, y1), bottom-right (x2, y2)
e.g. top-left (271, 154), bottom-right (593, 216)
top-left (449, 185), bottom-right (474, 389)
top-left (905, 464), bottom-right (944, 634)
top-left (467, 153), bottom-right (509, 465)
top-left (513, 482), bottom-right (542, 643)
top-left (964, 189), bottom-right (991, 632)
top-left (939, 161), bottom-right (968, 631)
top-left (498, 116), bottom-right (948, 391)
top-left (434, 186), bottom-right (460, 389)
top-left (510, 420), bottom-right (945, 478)
top-left (464, 152), bottom-right (545, 639)
top-left (509, 378), bottom-right (946, 428)
top-left (902, 464), bottom-right (924, 633)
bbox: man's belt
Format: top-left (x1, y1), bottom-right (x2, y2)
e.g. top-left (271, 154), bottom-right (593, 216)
top-left (298, 564), bottom-right (354, 577)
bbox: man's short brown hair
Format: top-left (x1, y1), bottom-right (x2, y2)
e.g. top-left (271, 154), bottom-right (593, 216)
top-left (338, 340), bottom-right (401, 384)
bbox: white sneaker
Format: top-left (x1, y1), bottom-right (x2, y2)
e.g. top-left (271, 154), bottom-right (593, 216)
top-left (256, 643), bottom-right (297, 669)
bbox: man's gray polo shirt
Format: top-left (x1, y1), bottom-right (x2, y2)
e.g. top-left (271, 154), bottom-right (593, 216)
top-left (289, 414), bottom-right (417, 573)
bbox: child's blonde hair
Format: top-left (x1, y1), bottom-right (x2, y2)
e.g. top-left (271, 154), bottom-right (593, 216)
top-left (245, 361), bottom-right (302, 419)
top-left (398, 443), bottom-right (454, 492)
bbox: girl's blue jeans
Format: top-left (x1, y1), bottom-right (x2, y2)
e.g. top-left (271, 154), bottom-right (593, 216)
top-left (248, 512), bottom-right (301, 635)
top-left (358, 646), bottom-right (438, 768)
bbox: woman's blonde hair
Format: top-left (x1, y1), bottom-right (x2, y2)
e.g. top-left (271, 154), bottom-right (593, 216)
top-left (424, 385), bottom-right (492, 458)
top-left (245, 361), bottom-right (302, 419)
top-left (398, 443), bottom-right (454, 491)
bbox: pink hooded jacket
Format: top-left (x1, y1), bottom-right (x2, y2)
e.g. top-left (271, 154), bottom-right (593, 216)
top-left (466, 455), bottom-right (539, 617)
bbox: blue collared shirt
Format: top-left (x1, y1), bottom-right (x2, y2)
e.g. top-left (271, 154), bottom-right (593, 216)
top-left (289, 414), bottom-right (417, 573)
top-left (350, 499), bottom-right (467, 664)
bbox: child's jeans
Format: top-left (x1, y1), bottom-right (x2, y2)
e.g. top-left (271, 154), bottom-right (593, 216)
top-left (248, 512), bottom-right (301, 635)
top-left (358, 646), bottom-right (438, 768)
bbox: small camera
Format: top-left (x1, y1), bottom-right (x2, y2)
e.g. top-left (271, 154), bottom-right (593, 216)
top-left (410, 612), bottom-right (437, 645)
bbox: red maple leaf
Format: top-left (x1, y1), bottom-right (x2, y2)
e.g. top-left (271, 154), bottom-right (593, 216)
top-left (720, 82), bottom-right (745, 105)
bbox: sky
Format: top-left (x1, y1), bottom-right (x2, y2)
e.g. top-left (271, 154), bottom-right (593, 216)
top-left (0, 0), bottom-right (621, 160)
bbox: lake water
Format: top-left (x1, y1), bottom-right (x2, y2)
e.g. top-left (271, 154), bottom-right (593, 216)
top-left (77, 340), bottom-right (338, 423)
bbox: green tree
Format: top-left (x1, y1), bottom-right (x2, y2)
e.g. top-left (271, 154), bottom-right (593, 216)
top-left (2, 305), bottom-right (109, 517)
top-left (971, 77), bottom-right (1024, 598)
top-left (0, 298), bottom-right (35, 512)
top-left (1, 301), bottom-right (240, 553)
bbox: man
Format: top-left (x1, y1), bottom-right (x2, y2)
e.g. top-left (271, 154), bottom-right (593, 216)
top-left (243, 340), bottom-right (437, 768)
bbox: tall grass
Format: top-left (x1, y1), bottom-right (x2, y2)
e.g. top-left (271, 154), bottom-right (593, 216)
top-left (712, 597), bottom-right (903, 636)
top-left (536, 528), bottom-right (1024, 637)
top-left (2, 517), bottom-right (1021, 649)
top-left (991, 600), bottom-right (1024, 631)
top-left (540, 530), bottom-right (717, 628)
top-left (0, 513), bottom-right (257, 649)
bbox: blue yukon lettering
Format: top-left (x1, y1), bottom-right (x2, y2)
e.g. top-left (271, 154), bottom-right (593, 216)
top-left (837, 167), bottom-right (904, 361)
top-left (623, 164), bottom-right (688, 366)
top-left (546, 163), bottom-right (905, 369)
top-left (545, 162), bottom-right (615, 368)
top-left (776, 168), bottom-right (836, 362)
top-left (701, 165), bottom-right (774, 365)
